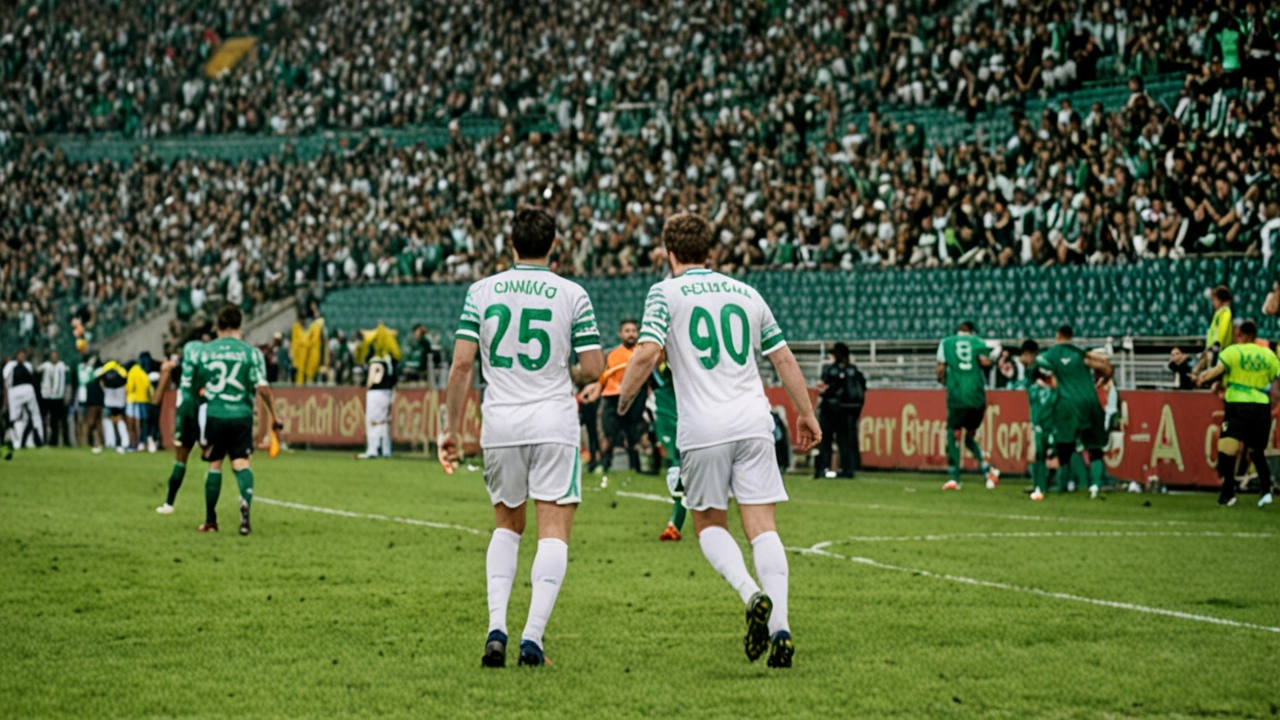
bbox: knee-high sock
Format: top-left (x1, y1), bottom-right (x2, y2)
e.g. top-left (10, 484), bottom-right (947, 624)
top-left (205, 470), bottom-right (222, 524)
top-left (964, 433), bottom-right (986, 471)
top-left (365, 422), bottom-right (379, 456)
top-left (1085, 449), bottom-right (1105, 488)
top-left (751, 531), bottom-right (790, 635)
top-left (1253, 444), bottom-right (1273, 496)
top-left (521, 538), bottom-right (568, 647)
top-left (486, 528), bottom-right (521, 635)
top-left (115, 418), bottom-right (130, 448)
top-left (699, 526), bottom-right (760, 604)
top-left (165, 462), bottom-right (187, 505)
top-left (1218, 452), bottom-right (1238, 500)
top-left (669, 497), bottom-right (687, 531)
top-left (945, 431), bottom-right (961, 479)
top-left (103, 418), bottom-right (116, 448)
top-left (234, 468), bottom-right (254, 505)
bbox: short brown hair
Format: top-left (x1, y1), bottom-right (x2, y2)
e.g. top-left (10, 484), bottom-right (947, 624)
top-left (216, 304), bottom-right (243, 331)
top-left (1212, 285), bottom-right (1232, 303)
top-left (662, 212), bottom-right (714, 264)
top-left (511, 206), bottom-right (557, 260)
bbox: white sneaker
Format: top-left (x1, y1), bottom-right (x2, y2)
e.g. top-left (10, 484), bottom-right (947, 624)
top-left (984, 467), bottom-right (1000, 489)
top-left (1030, 489), bottom-right (1044, 501)
top-left (1259, 493), bottom-right (1273, 508)
top-left (92, 446), bottom-right (102, 455)
top-left (116, 447), bottom-right (126, 455)
top-left (147, 437), bottom-right (157, 454)
top-left (1066, 481), bottom-right (1076, 493)
top-left (156, 504), bottom-right (174, 515)
top-left (1089, 485), bottom-right (1099, 499)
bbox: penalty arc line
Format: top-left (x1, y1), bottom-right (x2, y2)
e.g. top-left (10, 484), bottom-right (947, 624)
top-left (791, 544), bottom-right (1280, 634)
top-left (255, 497), bottom-right (484, 535)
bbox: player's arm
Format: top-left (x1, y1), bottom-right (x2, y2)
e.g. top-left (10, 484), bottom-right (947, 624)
top-left (768, 345), bottom-right (821, 452)
top-left (440, 338), bottom-right (477, 472)
top-left (617, 342), bottom-right (660, 416)
top-left (1084, 351), bottom-right (1113, 380)
top-left (1197, 358), bottom-right (1227, 386)
top-left (256, 383), bottom-right (280, 427)
top-left (152, 360), bottom-right (176, 406)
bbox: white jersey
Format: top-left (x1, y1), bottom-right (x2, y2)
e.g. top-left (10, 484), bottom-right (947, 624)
top-left (456, 263), bottom-right (601, 448)
top-left (639, 268), bottom-right (787, 451)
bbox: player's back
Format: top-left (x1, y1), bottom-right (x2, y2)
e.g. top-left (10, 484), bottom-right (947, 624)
top-left (938, 334), bottom-right (988, 408)
top-left (194, 337), bottom-right (266, 418)
top-left (642, 269), bottom-right (783, 451)
top-left (1038, 344), bottom-right (1095, 405)
top-left (367, 356), bottom-right (397, 390)
top-left (458, 265), bottom-right (600, 448)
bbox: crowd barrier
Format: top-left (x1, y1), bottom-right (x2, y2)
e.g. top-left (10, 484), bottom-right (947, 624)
top-left (159, 387), bottom-right (1276, 488)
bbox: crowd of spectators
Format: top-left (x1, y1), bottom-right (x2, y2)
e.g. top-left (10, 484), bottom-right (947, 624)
top-left (4, 0), bottom-right (1259, 141)
top-left (2, 0), bottom-right (1280, 353)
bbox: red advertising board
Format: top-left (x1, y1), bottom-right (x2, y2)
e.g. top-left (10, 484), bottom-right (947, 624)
top-left (764, 388), bottom-right (1278, 488)
top-left (160, 386), bottom-right (1275, 487)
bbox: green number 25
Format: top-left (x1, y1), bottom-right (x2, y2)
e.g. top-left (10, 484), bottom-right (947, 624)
top-left (689, 303), bottom-right (750, 369)
top-left (484, 305), bottom-right (553, 371)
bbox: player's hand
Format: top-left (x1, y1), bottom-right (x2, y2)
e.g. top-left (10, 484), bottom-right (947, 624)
top-left (272, 420), bottom-right (284, 432)
top-left (795, 413), bottom-right (822, 452)
top-left (616, 397), bottom-right (631, 416)
top-left (437, 432), bottom-right (460, 475)
top-left (576, 382), bottom-right (601, 404)
top-left (160, 359), bottom-right (178, 372)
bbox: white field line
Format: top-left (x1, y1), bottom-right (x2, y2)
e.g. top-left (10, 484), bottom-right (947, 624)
top-left (615, 491), bottom-right (674, 504)
top-left (792, 544), bottom-right (1280, 634)
top-left (816, 530), bottom-right (1274, 545)
top-left (256, 497), bottom-right (484, 535)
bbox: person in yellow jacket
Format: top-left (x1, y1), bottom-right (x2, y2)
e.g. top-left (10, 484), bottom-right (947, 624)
top-left (1194, 286), bottom-right (1233, 377)
top-left (126, 360), bottom-right (154, 452)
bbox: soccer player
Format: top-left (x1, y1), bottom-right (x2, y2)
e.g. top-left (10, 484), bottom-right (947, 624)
top-left (191, 306), bottom-right (281, 535)
top-left (1014, 340), bottom-right (1057, 501)
top-left (3, 348), bottom-right (43, 449)
top-left (1032, 326), bottom-right (1113, 500)
top-left (438, 207), bottom-right (603, 668)
top-left (358, 353), bottom-right (396, 459)
top-left (599, 320), bottom-right (646, 474)
top-left (936, 322), bottom-right (999, 490)
top-left (616, 212), bottom-right (820, 668)
top-left (155, 340), bottom-right (206, 515)
top-left (651, 356), bottom-right (686, 541)
top-left (1196, 320), bottom-right (1280, 507)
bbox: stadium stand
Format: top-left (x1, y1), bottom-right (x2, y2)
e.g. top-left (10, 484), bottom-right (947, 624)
top-left (2, 0), bottom-right (1279, 361)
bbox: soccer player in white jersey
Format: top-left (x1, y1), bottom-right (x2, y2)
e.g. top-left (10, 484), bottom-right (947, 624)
top-left (617, 213), bottom-right (820, 668)
top-left (439, 207), bottom-right (604, 668)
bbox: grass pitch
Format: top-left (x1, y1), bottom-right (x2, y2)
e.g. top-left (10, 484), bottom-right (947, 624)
top-left (2, 449), bottom-right (1278, 719)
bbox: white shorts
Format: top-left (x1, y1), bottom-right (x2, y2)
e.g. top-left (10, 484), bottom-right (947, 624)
top-left (103, 387), bottom-right (126, 409)
top-left (483, 444), bottom-right (582, 508)
top-left (681, 438), bottom-right (787, 511)
top-left (366, 389), bottom-right (392, 424)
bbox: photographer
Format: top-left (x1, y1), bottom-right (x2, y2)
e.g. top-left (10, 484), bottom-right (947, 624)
top-left (814, 342), bottom-right (865, 479)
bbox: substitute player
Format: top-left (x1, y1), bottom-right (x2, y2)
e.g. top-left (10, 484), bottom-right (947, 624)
top-left (936, 322), bottom-right (999, 490)
top-left (1015, 340), bottom-right (1057, 501)
top-left (155, 340), bottom-right (205, 514)
top-left (358, 353), bottom-right (397, 459)
top-left (191, 306), bottom-right (281, 535)
top-left (616, 212), bottom-right (820, 669)
top-left (1196, 320), bottom-right (1280, 507)
top-left (651, 357), bottom-right (686, 541)
top-left (439, 206), bottom-right (603, 668)
top-left (1030, 326), bottom-right (1113, 499)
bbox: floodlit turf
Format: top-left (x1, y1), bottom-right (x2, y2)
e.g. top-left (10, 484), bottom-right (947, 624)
top-left (2, 449), bottom-right (1278, 719)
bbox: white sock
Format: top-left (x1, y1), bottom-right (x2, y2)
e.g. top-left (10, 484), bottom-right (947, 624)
top-left (751, 531), bottom-right (790, 635)
top-left (521, 538), bottom-right (568, 647)
top-left (365, 423), bottom-right (379, 456)
top-left (116, 419), bottom-right (130, 448)
top-left (486, 528), bottom-right (521, 635)
top-left (699, 526), bottom-right (760, 605)
top-left (380, 426), bottom-right (392, 458)
top-left (103, 418), bottom-right (116, 448)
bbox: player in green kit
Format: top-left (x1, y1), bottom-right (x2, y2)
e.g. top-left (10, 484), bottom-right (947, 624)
top-left (192, 306), bottom-right (281, 535)
top-left (652, 356), bottom-right (686, 541)
top-left (155, 340), bottom-right (205, 515)
top-left (1030, 326), bottom-right (1112, 500)
top-left (936, 322), bottom-right (999, 491)
top-left (1014, 340), bottom-right (1058, 501)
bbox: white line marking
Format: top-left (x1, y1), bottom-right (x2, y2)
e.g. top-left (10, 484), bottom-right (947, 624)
top-left (787, 497), bottom-right (1200, 527)
top-left (822, 530), bottom-right (1274, 544)
top-left (615, 491), bottom-right (674, 504)
top-left (791, 544), bottom-right (1280, 634)
top-left (256, 497), bottom-right (484, 535)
